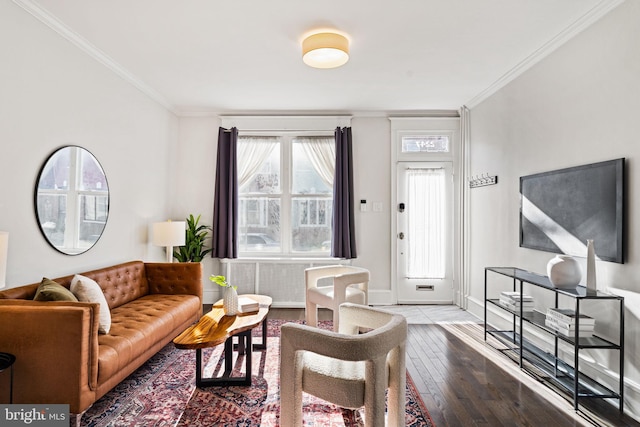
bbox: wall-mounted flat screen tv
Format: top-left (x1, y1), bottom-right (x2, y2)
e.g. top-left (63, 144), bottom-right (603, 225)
top-left (520, 158), bottom-right (625, 263)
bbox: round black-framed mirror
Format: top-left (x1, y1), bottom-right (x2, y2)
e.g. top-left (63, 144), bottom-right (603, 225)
top-left (34, 146), bottom-right (109, 255)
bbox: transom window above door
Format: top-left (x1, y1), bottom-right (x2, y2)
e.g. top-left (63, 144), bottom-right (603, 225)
top-left (401, 135), bottom-right (450, 153)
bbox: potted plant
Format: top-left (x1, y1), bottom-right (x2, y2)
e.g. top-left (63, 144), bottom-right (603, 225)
top-left (173, 214), bottom-right (212, 262)
top-left (210, 275), bottom-right (238, 315)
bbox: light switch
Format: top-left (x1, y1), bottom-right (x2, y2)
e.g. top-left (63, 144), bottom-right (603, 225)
top-left (360, 199), bottom-right (368, 212)
top-left (373, 202), bottom-right (383, 212)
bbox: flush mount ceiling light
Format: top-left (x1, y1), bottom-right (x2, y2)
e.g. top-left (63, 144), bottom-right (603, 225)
top-left (302, 32), bottom-right (349, 69)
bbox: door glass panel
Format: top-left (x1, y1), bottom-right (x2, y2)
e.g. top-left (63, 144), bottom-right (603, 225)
top-left (406, 168), bottom-right (446, 279)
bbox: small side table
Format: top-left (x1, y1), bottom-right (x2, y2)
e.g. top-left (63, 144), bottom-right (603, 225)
top-left (0, 352), bottom-right (15, 404)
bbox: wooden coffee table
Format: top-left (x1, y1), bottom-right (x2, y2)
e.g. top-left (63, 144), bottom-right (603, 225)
top-left (173, 294), bottom-right (272, 387)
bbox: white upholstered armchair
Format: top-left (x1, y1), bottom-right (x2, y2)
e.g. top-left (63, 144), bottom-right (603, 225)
top-left (280, 303), bottom-right (408, 427)
top-left (305, 265), bottom-right (369, 332)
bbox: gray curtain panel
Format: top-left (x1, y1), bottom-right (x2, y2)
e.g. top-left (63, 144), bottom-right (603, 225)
top-left (212, 127), bottom-right (239, 259)
top-left (332, 127), bottom-right (357, 259)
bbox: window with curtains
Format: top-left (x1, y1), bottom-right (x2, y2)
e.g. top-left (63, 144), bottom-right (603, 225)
top-left (238, 134), bottom-right (334, 255)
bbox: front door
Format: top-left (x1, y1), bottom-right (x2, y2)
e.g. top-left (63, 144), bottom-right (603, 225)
top-left (396, 162), bottom-right (454, 303)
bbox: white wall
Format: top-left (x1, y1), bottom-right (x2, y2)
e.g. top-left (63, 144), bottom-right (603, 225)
top-left (0, 1), bottom-right (178, 286)
top-left (173, 116), bottom-right (222, 301)
top-left (350, 117), bottom-right (393, 302)
top-left (467, 0), bottom-right (640, 418)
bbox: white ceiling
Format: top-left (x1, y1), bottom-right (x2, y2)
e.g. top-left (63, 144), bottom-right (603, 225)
top-left (22, 0), bottom-right (620, 115)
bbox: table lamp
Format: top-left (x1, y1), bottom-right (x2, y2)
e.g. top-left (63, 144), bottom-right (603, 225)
top-left (152, 221), bottom-right (185, 263)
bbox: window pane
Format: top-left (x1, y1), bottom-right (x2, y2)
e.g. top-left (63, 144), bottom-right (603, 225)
top-left (292, 139), bottom-right (333, 194)
top-left (80, 150), bottom-right (108, 191)
top-left (38, 149), bottom-right (71, 190)
top-left (79, 194), bottom-right (106, 248)
top-left (291, 197), bottom-right (332, 252)
top-left (239, 197), bottom-right (281, 252)
top-left (239, 142), bottom-right (280, 194)
top-left (36, 194), bottom-right (66, 246)
top-left (402, 135), bottom-right (449, 153)
top-left (81, 195), bottom-right (108, 222)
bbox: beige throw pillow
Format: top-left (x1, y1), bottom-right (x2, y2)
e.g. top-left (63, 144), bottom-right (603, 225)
top-left (71, 274), bottom-right (111, 334)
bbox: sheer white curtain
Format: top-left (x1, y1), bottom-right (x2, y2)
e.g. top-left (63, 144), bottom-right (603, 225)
top-left (237, 137), bottom-right (278, 188)
top-left (407, 168), bottom-right (445, 279)
top-left (296, 137), bottom-right (335, 187)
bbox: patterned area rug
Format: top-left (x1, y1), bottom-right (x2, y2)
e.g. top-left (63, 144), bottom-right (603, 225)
top-left (82, 320), bottom-right (435, 427)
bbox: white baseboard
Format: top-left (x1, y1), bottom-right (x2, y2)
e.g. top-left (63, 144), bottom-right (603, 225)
top-left (367, 289), bottom-right (394, 305)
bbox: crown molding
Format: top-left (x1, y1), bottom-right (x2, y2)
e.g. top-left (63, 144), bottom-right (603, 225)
top-left (220, 115), bottom-right (353, 131)
top-left (465, 0), bottom-right (625, 109)
top-left (178, 109), bottom-right (460, 119)
top-left (12, 0), bottom-right (178, 115)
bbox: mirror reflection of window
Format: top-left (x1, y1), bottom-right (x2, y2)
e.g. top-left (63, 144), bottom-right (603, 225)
top-left (35, 146), bottom-right (109, 255)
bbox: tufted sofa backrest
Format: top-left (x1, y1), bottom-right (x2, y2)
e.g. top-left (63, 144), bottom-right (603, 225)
top-left (0, 261), bottom-right (149, 310)
top-left (79, 261), bottom-right (149, 309)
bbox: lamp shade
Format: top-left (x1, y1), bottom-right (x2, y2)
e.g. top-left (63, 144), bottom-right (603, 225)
top-left (152, 221), bottom-right (186, 247)
top-left (0, 231), bottom-right (8, 288)
top-left (302, 32), bottom-right (349, 69)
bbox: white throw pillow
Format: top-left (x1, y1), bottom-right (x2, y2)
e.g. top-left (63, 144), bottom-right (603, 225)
top-left (71, 274), bottom-right (111, 334)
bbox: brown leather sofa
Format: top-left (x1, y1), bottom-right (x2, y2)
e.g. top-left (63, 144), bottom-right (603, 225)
top-left (0, 260), bottom-right (202, 421)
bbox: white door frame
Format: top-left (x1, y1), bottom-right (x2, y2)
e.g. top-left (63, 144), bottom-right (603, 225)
top-left (389, 117), bottom-right (462, 305)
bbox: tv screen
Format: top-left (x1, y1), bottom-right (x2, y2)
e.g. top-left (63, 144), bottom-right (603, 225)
top-left (519, 158), bottom-right (624, 263)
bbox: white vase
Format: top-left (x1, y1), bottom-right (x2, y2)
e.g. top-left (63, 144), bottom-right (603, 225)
top-left (223, 286), bottom-right (238, 315)
top-left (586, 240), bottom-right (597, 292)
top-left (547, 255), bottom-right (582, 288)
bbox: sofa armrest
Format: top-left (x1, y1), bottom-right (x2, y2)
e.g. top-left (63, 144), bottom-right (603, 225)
top-left (145, 262), bottom-right (203, 304)
top-left (0, 300), bottom-right (100, 414)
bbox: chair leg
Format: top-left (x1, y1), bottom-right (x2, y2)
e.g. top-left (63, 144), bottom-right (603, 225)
top-left (279, 388), bottom-right (297, 427)
top-left (364, 393), bottom-right (387, 427)
top-left (279, 369), bottom-right (303, 426)
top-left (387, 383), bottom-right (406, 427)
top-left (332, 307), bottom-right (340, 332)
top-left (388, 349), bottom-right (406, 427)
top-left (305, 300), bottom-right (318, 327)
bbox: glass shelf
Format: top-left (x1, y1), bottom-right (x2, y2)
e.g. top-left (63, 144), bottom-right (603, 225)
top-left (486, 267), bottom-right (622, 299)
top-left (486, 329), bottom-right (620, 400)
top-left (486, 300), bottom-right (620, 349)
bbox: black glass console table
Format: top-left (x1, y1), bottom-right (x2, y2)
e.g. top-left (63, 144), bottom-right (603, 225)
top-left (484, 267), bottom-right (624, 412)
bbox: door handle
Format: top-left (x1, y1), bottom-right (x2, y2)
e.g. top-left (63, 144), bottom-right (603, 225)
top-left (398, 232), bottom-right (405, 240)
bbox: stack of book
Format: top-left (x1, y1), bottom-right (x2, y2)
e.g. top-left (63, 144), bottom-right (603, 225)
top-left (545, 308), bottom-right (595, 338)
top-left (237, 296), bottom-right (260, 313)
top-left (499, 291), bottom-right (535, 312)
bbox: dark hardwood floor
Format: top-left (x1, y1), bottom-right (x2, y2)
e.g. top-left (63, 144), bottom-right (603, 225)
top-left (264, 306), bottom-right (639, 427)
top-left (409, 323), bottom-right (582, 426)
